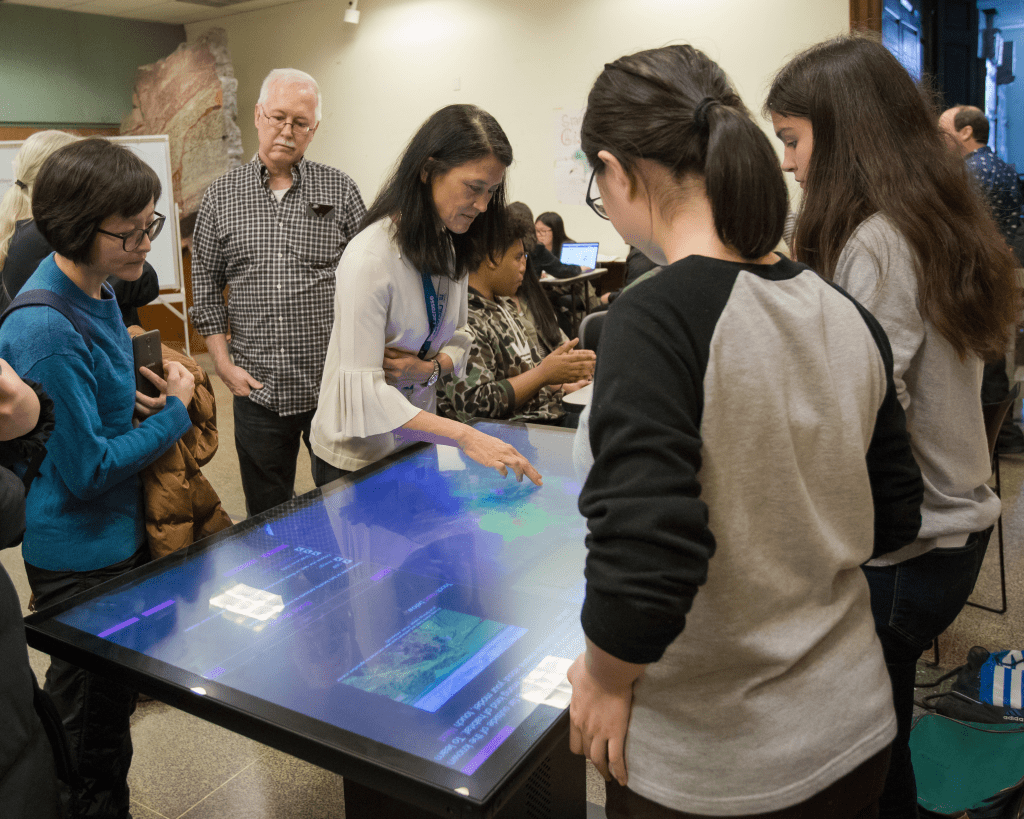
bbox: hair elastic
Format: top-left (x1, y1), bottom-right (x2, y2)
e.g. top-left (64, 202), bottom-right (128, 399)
top-left (15, 180), bottom-right (27, 190)
top-left (693, 97), bottom-right (718, 130)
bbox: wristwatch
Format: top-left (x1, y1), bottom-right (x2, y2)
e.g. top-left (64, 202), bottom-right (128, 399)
top-left (424, 358), bottom-right (441, 387)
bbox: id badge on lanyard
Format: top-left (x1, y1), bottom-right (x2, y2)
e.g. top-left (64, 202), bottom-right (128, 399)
top-left (418, 271), bottom-right (449, 359)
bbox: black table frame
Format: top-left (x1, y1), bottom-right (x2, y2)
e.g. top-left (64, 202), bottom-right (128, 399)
top-left (25, 425), bottom-right (600, 819)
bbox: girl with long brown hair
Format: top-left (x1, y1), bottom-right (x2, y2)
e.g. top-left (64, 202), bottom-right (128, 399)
top-left (766, 35), bottom-right (1019, 819)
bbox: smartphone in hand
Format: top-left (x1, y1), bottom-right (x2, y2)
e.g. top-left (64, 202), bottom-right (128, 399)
top-left (132, 330), bottom-right (164, 399)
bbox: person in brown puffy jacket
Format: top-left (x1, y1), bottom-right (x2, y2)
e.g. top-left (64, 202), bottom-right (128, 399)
top-left (128, 327), bottom-right (232, 559)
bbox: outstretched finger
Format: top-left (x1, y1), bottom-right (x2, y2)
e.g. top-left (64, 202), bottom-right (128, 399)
top-left (523, 461), bottom-right (543, 486)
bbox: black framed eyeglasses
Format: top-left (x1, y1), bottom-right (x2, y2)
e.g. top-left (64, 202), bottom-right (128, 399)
top-left (96, 212), bottom-right (166, 252)
top-left (585, 166), bottom-right (608, 220)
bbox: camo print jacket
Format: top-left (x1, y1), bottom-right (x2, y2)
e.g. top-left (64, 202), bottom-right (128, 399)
top-left (438, 289), bottom-right (564, 424)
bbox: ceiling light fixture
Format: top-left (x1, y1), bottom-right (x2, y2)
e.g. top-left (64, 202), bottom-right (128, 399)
top-left (344, 0), bottom-right (360, 24)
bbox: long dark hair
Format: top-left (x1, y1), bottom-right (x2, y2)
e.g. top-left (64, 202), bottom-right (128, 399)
top-left (581, 45), bottom-right (787, 260)
top-left (363, 104), bottom-right (512, 280)
top-left (536, 211), bottom-right (573, 258)
top-left (508, 203), bottom-right (563, 352)
top-left (765, 35), bottom-right (1018, 361)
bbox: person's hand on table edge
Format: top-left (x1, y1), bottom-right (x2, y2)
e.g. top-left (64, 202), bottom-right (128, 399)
top-left (560, 379), bottom-right (591, 394)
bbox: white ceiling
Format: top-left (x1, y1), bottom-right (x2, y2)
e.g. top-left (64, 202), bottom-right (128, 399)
top-left (0, 0), bottom-right (301, 25)
top-left (4, 0), bottom-right (1021, 33)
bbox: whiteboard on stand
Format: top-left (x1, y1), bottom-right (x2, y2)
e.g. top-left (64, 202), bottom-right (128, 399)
top-left (0, 134), bottom-right (182, 291)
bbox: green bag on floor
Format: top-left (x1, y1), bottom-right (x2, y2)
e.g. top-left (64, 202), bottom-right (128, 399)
top-left (910, 713), bottom-right (1024, 814)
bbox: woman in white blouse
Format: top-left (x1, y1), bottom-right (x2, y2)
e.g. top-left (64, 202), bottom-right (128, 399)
top-left (310, 105), bottom-right (541, 486)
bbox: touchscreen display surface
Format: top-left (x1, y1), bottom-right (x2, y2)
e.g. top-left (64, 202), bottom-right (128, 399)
top-left (29, 422), bottom-right (588, 804)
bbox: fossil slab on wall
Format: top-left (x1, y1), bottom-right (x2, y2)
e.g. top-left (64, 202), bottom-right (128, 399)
top-left (121, 28), bottom-right (242, 237)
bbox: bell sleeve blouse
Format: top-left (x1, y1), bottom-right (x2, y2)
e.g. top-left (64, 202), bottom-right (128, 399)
top-left (310, 219), bottom-right (471, 471)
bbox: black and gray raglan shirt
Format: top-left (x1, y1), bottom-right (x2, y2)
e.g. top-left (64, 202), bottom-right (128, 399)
top-left (575, 253), bottom-right (922, 815)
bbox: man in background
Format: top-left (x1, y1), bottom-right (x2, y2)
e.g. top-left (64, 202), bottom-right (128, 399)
top-left (191, 68), bottom-right (366, 516)
top-left (941, 105), bottom-right (1024, 453)
top-left (940, 105), bottom-right (1022, 244)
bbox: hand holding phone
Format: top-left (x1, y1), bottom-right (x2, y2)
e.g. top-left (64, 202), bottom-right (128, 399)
top-left (132, 330), bottom-right (163, 399)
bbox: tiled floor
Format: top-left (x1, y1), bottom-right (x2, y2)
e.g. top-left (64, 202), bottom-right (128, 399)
top-left (3, 353), bottom-right (1022, 818)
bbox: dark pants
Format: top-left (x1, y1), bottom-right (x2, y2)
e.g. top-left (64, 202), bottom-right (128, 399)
top-left (25, 546), bottom-right (150, 819)
top-left (862, 529), bottom-right (992, 819)
top-left (311, 453), bottom-right (351, 488)
top-left (233, 396), bottom-right (315, 517)
top-left (605, 745), bottom-right (891, 819)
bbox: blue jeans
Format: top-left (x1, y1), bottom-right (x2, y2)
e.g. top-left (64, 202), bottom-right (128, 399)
top-left (233, 397), bottom-right (315, 517)
top-left (863, 528), bottom-right (992, 819)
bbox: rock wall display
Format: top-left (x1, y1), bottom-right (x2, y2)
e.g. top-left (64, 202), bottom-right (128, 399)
top-left (121, 29), bottom-right (243, 237)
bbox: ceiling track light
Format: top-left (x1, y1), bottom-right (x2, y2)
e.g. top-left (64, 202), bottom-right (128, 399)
top-left (344, 0), bottom-right (360, 24)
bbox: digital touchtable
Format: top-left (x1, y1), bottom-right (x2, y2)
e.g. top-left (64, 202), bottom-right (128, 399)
top-left (25, 422), bottom-right (594, 819)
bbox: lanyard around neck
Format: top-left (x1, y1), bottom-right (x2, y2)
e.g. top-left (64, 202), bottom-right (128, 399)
top-left (418, 271), bottom-right (448, 359)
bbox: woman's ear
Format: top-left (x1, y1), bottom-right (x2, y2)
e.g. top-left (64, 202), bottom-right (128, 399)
top-left (420, 157), bottom-right (435, 184)
top-left (597, 150), bottom-right (634, 201)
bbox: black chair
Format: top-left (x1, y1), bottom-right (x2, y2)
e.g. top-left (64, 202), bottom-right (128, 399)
top-left (965, 380), bottom-right (1020, 615)
top-left (576, 310), bottom-right (605, 352)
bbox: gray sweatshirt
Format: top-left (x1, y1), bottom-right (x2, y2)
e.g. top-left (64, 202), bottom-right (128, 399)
top-left (835, 215), bottom-right (1000, 565)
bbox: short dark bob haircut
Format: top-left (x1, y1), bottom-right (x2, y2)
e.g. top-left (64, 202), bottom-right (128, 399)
top-left (362, 104), bottom-right (512, 281)
top-left (33, 138), bottom-right (161, 265)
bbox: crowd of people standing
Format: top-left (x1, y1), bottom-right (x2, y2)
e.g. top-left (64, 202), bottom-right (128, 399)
top-left (1, 29), bottom-right (1022, 819)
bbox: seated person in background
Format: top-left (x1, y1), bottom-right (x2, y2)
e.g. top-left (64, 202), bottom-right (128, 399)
top-left (439, 214), bottom-right (594, 427)
top-left (533, 210), bottom-right (591, 278)
top-left (598, 246), bottom-right (661, 308)
top-left (506, 202), bottom-right (569, 356)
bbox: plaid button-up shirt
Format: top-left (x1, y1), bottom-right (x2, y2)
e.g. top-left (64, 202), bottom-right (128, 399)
top-left (190, 155), bottom-right (366, 415)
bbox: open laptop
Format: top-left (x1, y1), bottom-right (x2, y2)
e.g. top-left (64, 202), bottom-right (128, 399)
top-left (559, 242), bottom-right (599, 269)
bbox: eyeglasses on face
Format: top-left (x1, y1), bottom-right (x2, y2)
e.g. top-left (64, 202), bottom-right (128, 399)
top-left (96, 212), bottom-right (166, 252)
top-left (259, 105), bottom-right (314, 136)
top-left (586, 166), bottom-right (608, 220)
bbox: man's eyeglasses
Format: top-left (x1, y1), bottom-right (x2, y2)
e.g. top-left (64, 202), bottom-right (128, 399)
top-left (586, 166), bottom-right (608, 220)
top-left (96, 212), bottom-right (166, 252)
top-left (259, 106), bottom-right (314, 136)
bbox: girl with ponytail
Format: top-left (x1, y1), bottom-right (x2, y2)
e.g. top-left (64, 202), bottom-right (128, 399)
top-left (567, 44), bottom-right (922, 818)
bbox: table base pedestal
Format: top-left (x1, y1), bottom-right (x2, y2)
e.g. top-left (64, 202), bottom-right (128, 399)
top-left (343, 737), bottom-right (591, 819)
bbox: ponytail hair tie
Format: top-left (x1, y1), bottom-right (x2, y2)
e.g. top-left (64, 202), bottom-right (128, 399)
top-left (693, 97), bottom-right (718, 130)
top-left (15, 180), bottom-right (27, 190)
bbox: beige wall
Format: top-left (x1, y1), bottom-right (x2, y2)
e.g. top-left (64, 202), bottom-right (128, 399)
top-left (186, 0), bottom-right (847, 258)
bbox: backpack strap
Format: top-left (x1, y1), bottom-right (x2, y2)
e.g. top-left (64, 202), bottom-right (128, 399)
top-left (0, 289), bottom-right (93, 350)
